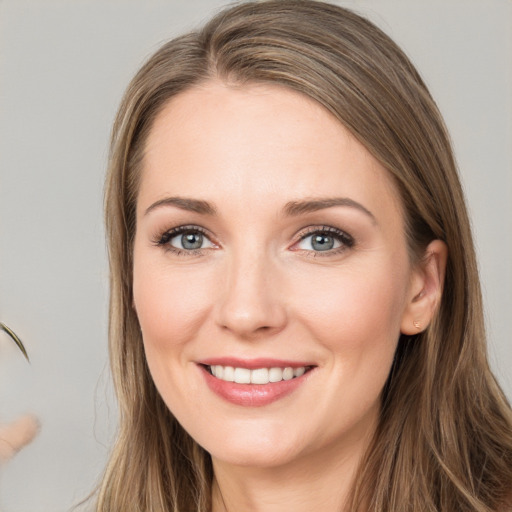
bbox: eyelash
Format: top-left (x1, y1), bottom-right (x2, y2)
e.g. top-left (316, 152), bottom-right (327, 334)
top-left (153, 225), bottom-right (355, 256)
top-left (293, 226), bottom-right (354, 257)
top-left (153, 225), bottom-right (214, 256)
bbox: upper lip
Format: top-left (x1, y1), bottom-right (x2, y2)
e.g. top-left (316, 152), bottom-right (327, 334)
top-left (197, 357), bottom-right (315, 369)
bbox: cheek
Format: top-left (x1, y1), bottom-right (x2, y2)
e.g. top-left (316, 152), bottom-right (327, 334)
top-left (301, 283), bottom-right (399, 413)
top-left (285, 258), bottom-right (409, 438)
top-left (133, 259), bottom-right (215, 348)
top-left (292, 257), bottom-right (408, 354)
top-left (132, 255), bottom-right (217, 417)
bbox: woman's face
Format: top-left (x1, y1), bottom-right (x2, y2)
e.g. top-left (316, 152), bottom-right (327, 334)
top-left (133, 81), bottom-right (422, 470)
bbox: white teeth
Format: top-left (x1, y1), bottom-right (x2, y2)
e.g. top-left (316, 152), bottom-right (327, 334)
top-left (209, 365), bottom-right (308, 384)
top-left (268, 367), bottom-right (283, 382)
top-left (223, 366), bottom-right (235, 382)
top-left (251, 368), bottom-right (269, 384)
top-left (283, 367), bottom-right (294, 380)
top-left (213, 365), bottom-right (223, 379)
top-left (294, 367), bottom-right (305, 378)
top-left (234, 367), bottom-right (251, 384)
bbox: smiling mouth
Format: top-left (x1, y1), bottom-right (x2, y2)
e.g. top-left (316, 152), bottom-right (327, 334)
top-left (205, 365), bottom-right (313, 384)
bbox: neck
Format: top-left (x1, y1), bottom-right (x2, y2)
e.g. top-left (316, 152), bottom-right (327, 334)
top-left (211, 428), bottom-right (373, 512)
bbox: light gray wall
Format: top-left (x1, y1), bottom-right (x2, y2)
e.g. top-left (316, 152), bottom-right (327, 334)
top-left (0, 1), bottom-right (510, 510)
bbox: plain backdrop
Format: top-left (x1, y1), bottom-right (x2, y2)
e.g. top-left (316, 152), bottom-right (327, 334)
top-left (0, 1), bottom-right (510, 510)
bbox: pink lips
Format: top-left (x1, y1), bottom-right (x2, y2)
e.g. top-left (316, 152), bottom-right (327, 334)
top-left (198, 358), bottom-right (314, 407)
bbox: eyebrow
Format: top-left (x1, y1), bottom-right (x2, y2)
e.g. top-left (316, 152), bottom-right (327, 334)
top-left (144, 197), bottom-right (217, 216)
top-left (144, 195), bottom-right (376, 223)
top-left (284, 197), bottom-right (376, 223)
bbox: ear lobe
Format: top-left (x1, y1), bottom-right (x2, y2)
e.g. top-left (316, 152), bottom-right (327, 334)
top-left (400, 239), bottom-right (448, 335)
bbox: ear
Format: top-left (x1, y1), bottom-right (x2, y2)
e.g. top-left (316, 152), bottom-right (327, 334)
top-left (400, 239), bottom-right (448, 335)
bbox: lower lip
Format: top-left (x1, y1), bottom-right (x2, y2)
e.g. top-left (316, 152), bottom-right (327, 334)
top-left (200, 366), bottom-right (310, 407)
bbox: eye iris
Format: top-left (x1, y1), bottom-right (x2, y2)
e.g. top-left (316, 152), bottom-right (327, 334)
top-left (311, 234), bottom-right (334, 251)
top-left (181, 232), bottom-right (203, 250)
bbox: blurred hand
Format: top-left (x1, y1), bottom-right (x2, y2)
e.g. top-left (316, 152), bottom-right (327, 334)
top-left (0, 414), bottom-right (39, 463)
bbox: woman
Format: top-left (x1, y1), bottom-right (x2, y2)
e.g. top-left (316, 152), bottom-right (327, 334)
top-left (97, 1), bottom-right (512, 510)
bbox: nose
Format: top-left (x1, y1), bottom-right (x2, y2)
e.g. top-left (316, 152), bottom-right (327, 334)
top-left (214, 251), bottom-right (287, 339)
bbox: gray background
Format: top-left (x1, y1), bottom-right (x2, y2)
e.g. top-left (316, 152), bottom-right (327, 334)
top-left (0, 1), bottom-right (510, 510)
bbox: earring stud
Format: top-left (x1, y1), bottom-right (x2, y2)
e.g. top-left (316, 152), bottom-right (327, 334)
top-left (413, 320), bottom-right (421, 331)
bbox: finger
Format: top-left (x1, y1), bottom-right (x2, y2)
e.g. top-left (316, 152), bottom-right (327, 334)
top-left (0, 414), bottom-right (40, 463)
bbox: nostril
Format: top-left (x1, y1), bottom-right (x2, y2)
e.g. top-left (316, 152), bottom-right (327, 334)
top-left (214, 267), bottom-right (288, 337)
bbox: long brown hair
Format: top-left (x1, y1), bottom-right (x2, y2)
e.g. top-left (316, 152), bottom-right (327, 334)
top-left (99, 1), bottom-right (512, 510)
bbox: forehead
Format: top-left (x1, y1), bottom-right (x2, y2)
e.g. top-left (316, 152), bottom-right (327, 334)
top-left (139, 81), bottom-right (402, 222)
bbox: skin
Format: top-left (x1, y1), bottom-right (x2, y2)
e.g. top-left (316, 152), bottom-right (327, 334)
top-left (0, 414), bottom-right (39, 464)
top-left (133, 81), bottom-right (446, 511)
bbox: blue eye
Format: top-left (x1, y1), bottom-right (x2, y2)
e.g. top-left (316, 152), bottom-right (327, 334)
top-left (157, 227), bottom-right (215, 252)
top-left (171, 231), bottom-right (209, 250)
top-left (298, 233), bottom-right (340, 251)
top-left (296, 228), bottom-right (353, 253)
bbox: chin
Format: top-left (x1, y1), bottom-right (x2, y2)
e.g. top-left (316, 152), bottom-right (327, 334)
top-left (192, 418), bottom-right (303, 469)
top-left (210, 442), bottom-right (300, 469)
